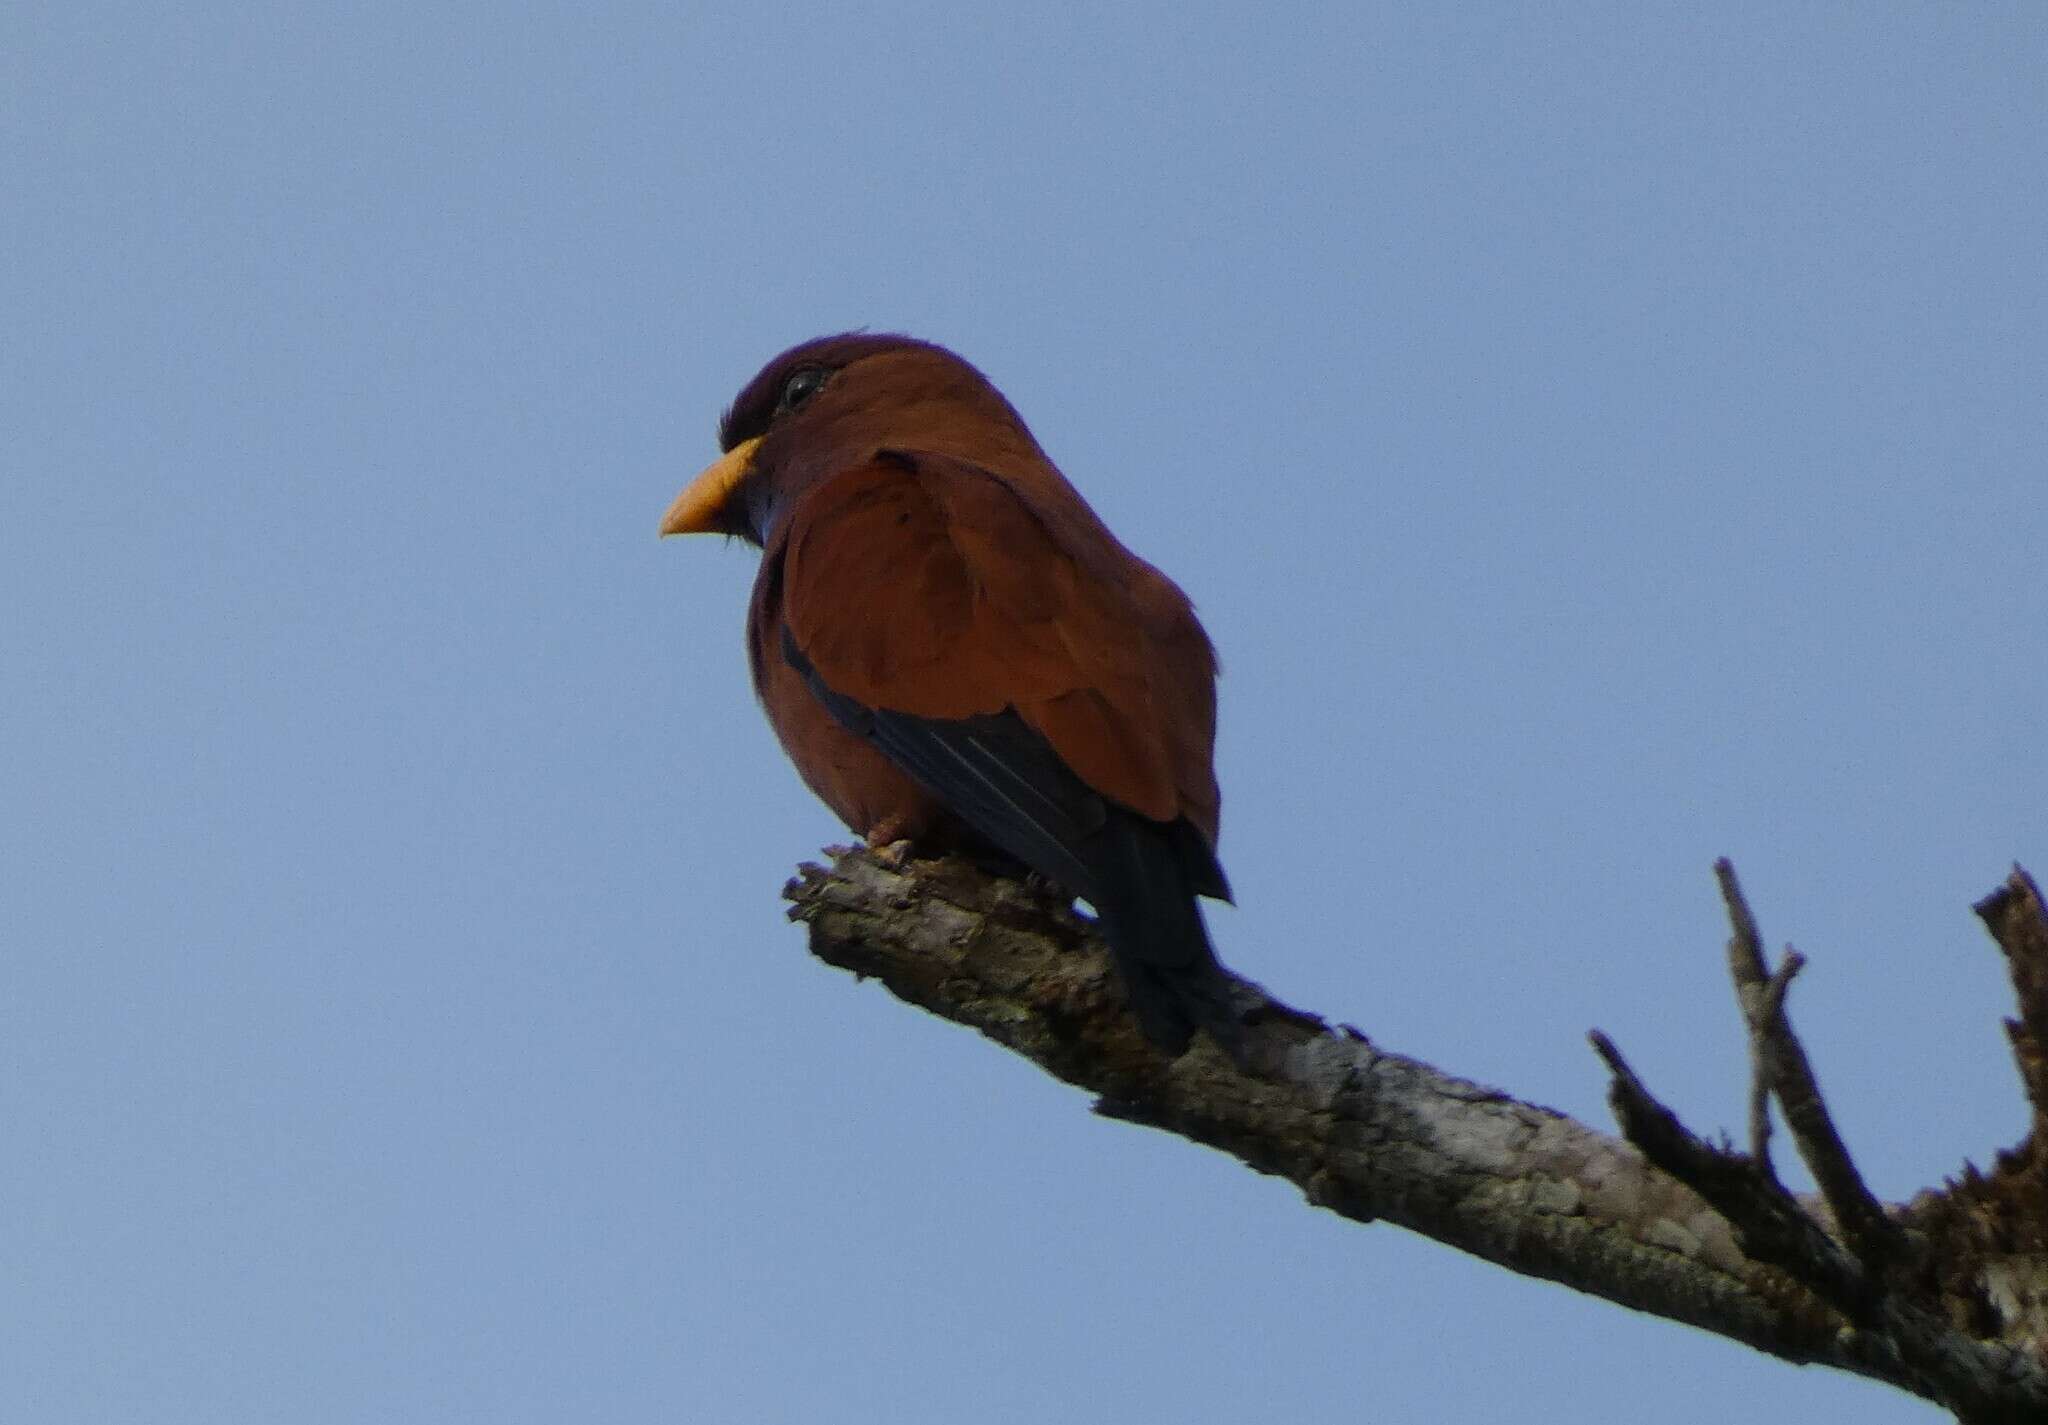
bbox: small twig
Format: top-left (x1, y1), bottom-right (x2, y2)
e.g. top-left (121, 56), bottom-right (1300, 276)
top-left (1588, 1028), bottom-right (1872, 1317)
top-left (1716, 860), bottom-right (1901, 1269)
top-left (1588, 1030), bottom-right (1704, 1172)
top-left (1973, 866), bottom-right (2048, 1140)
top-left (1717, 858), bottom-right (1793, 1182)
top-left (1744, 950), bottom-right (1804, 1178)
top-left (1759, 953), bottom-right (1800, 1027)
top-left (1718, 857), bottom-right (1772, 983)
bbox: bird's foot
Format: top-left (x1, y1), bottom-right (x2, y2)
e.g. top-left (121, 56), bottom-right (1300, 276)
top-left (865, 835), bottom-right (915, 869)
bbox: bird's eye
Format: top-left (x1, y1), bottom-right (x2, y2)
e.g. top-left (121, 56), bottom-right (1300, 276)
top-left (778, 367), bottom-right (828, 413)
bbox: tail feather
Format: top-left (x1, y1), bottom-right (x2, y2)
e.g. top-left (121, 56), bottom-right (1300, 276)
top-left (1090, 813), bottom-right (1241, 1054)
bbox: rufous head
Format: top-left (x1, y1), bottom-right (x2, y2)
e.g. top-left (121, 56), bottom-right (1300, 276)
top-left (660, 334), bottom-right (1047, 546)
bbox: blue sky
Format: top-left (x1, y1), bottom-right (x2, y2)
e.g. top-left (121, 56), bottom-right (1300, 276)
top-left (6, 5), bottom-right (2043, 1421)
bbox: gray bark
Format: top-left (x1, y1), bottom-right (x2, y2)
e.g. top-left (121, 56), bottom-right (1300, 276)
top-left (784, 849), bottom-right (2048, 1423)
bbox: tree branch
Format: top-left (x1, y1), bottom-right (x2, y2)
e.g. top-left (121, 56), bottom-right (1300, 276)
top-left (1715, 860), bottom-right (1902, 1270)
top-left (782, 847), bottom-right (2048, 1422)
top-left (1975, 868), bottom-right (2048, 1145)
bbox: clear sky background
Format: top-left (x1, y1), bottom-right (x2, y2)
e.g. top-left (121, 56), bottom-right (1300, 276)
top-left (6, 5), bottom-right (2043, 1422)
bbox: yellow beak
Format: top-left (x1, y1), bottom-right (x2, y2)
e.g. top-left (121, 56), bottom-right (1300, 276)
top-left (659, 436), bottom-right (763, 536)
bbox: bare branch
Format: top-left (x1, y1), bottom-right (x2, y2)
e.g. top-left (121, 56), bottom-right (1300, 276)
top-left (782, 846), bottom-right (2048, 1422)
top-left (1600, 862), bottom-right (2048, 1423)
top-left (1587, 1027), bottom-right (1874, 1319)
top-left (1744, 950), bottom-right (1803, 1178)
top-left (1716, 861), bottom-right (1902, 1268)
top-left (1975, 867), bottom-right (2048, 1140)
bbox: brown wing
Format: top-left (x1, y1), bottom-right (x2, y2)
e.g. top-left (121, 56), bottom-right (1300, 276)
top-left (774, 453), bottom-right (1211, 833)
top-left (768, 450), bottom-right (1234, 1049)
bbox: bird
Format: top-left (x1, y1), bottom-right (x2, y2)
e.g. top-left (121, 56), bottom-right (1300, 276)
top-left (661, 333), bottom-right (1238, 1053)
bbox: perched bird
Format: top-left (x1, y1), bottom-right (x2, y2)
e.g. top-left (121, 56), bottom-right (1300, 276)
top-left (662, 334), bottom-right (1237, 1052)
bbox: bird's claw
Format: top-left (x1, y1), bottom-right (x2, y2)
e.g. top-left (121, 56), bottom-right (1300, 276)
top-left (866, 837), bottom-right (914, 869)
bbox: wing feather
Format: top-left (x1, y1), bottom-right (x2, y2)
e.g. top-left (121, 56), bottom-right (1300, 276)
top-left (777, 455), bottom-right (1189, 824)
